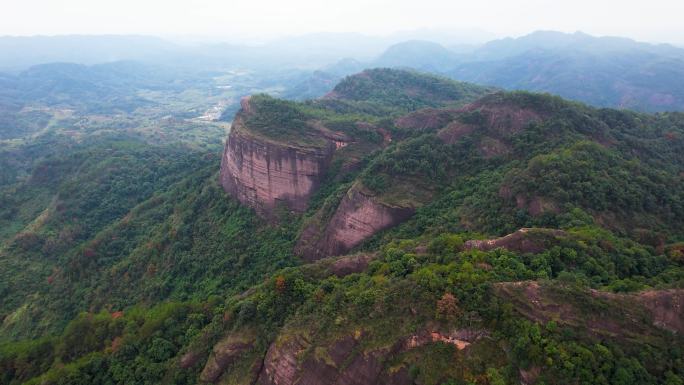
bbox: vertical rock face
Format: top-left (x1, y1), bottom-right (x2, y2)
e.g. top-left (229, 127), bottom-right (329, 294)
top-left (637, 289), bottom-right (684, 334)
top-left (199, 332), bottom-right (256, 383)
top-left (219, 107), bottom-right (336, 219)
top-left (256, 334), bottom-right (413, 385)
top-left (257, 336), bottom-right (309, 385)
top-left (296, 186), bottom-right (414, 261)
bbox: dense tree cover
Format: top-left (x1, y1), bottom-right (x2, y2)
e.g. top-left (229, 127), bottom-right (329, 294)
top-left (0, 139), bottom-right (211, 289)
top-left (352, 91), bottom-right (684, 241)
top-left (0, 139), bottom-right (300, 340)
top-left (0, 302), bottom-right (221, 385)
top-left (2, 69), bottom-right (684, 384)
top-left (301, 69), bottom-right (492, 119)
top-left (3, 225), bottom-right (681, 384)
top-left (242, 94), bottom-right (314, 140)
top-left (329, 68), bottom-right (495, 112)
top-left (242, 69), bottom-right (494, 146)
top-left (360, 134), bottom-right (454, 195)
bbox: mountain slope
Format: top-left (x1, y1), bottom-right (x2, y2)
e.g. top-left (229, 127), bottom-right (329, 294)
top-left (1, 68), bottom-right (683, 385)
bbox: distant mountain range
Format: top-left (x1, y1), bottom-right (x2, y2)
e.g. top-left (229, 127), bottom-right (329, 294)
top-left (0, 30), bottom-right (490, 73)
top-left (2, 31), bottom-right (684, 111)
top-left (366, 31), bottom-right (684, 112)
top-left (0, 35), bottom-right (178, 72)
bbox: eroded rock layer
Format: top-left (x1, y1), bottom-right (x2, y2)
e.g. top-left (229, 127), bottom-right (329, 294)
top-left (464, 228), bottom-right (567, 254)
top-left (296, 186), bottom-right (414, 261)
top-left (219, 105), bottom-right (336, 219)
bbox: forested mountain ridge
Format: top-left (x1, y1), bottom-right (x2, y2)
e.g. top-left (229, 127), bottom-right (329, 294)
top-left (1, 68), bottom-right (683, 385)
top-left (355, 31), bottom-right (684, 112)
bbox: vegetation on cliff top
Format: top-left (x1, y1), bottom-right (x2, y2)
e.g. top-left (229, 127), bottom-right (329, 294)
top-left (328, 68), bottom-right (496, 111)
top-left (240, 69), bottom-right (495, 147)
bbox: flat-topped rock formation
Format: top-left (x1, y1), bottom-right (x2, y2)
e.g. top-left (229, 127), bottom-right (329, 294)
top-left (219, 97), bottom-right (341, 219)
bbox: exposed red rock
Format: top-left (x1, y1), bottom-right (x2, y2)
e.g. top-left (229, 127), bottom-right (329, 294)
top-left (437, 97), bottom-right (545, 147)
top-left (459, 98), bottom-right (545, 135)
top-left (110, 311), bottom-right (123, 319)
top-left (667, 243), bottom-right (684, 264)
top-left (394, 108), bottom-right (460, 131)
top-left (496, 281), bottom-right (684, 338)
top-left (519, 366), bottom-right (541, 385)
top-left (403, 329), bottom-right (487, 351)
top-left (257, 335), bottom-right (309, 385)
top-left (326, 253), bottom-right (376, 277)
top-left (110, 336), bottom-right (123, 353)
top-left (298, 253), bottom-right (377, 281)
top-left (180, 350), bottom-right (203, 369)
top-left (437, 120), bottom-right (476, 144)
top-left (296, 186), bottom-right (414, 261)
top-left (636, 290), bottom-right (684, 334)
top-left (257, 329), bottom-right (457, 385)
top-left (219, 100), bottom-right (338, 219)
top-left (200, 331), bottom-right (256, 383)
top-left (464, 228), bottom-right (567, 254)
top-left (479, 136), bottom-right (511, 158)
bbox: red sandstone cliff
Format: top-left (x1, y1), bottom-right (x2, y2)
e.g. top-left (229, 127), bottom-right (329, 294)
top-left (198, 326), bottom-right (487, 385)
top-left (219, 98), bottom-right (338, 219)
top-left (295, 185), bottom-right (415, 261)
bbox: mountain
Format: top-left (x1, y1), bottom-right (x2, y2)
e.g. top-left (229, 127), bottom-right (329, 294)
top-left (369, 31), bottom-right (684, 112)
top-left (0, 33), bottom-right (392, 73)
top-left (451, 32), bottom-right (684, 112)
top-left (374, 40), bottom-right (461, 73)
top-left (470, 31), bottom-right (684, 61)
top-left (1, 68), bottom-right (683, 385)
top-left (0, 35), bottom-right (178, 72)
top-left (8, 31), bottom-right (684, 113)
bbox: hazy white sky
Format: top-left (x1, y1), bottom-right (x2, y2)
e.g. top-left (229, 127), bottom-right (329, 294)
top-left (3, 0), bottom-right (684, 44)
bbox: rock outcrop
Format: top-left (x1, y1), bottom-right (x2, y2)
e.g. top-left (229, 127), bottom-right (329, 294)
top-left (257, 336), bottom-right (307, 385)
top-left (255, 328), bottom-right (483, 385)
top-left (219, 97), bottom-right (340, 219)
top-left (199, 331), bottom-right (256, 383)
top-left (636, 290), bottom-right (684, 334)
top-left (296, 186), bottom-right (414, 261)
top-left (394, 108), bottom-right (460, 131)
top-left (465, 228), bottom-right (567, 254)
top-left (496, 281), bottom-right (684, 338)
top-left (403, 329), bottom-right (487, 351)
top-left (326, 253), bottom-right (376, 277)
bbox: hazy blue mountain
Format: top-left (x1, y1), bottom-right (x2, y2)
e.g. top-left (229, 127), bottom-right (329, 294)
top-left (321, 57), bottom-right (366, 76)
top-left (471, 30), bottom-right (684, 60)
top-left (0, 35), bottom-right (178, 72)
top-left (5, 31), bottom-right (684, 112)
top-left (373, 40), bottom-right (461, 72)
top-left (367, 31), bottom-right (684, 111)
top-left (278, 70), bottom-right (341, 100)
top-left (449, 32), bottom-right (684, 111)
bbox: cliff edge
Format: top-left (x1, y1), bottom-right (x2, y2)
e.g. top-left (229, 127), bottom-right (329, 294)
top-left (219, 96), bottom-right (344, 219)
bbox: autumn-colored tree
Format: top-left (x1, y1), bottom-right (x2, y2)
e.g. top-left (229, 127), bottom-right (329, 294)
top-left (436, 292), bottom-right (460, 321)
top-left (275, 275), bottom-right (286, 294)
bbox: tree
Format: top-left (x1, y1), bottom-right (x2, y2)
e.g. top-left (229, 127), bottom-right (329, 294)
top-left (436, 292), bottom-right (460, 321)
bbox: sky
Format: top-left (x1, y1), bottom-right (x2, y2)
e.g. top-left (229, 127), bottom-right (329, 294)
top-left (2, 0), bottom-right (684, 44)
